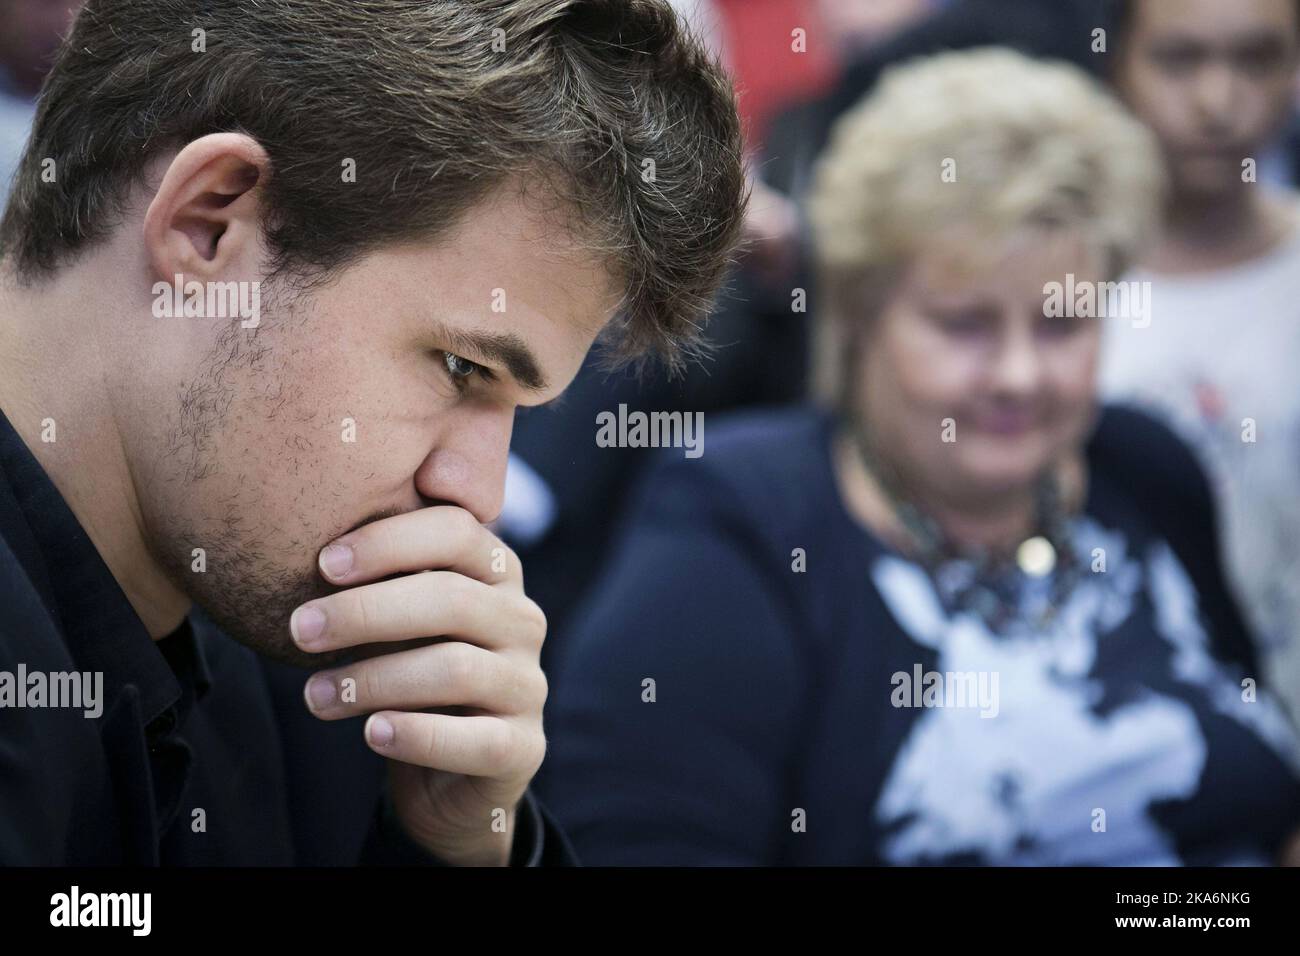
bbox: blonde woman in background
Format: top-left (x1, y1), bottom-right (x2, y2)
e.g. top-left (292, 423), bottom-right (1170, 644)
top-left (538, 48), bottom-right (1300, 865)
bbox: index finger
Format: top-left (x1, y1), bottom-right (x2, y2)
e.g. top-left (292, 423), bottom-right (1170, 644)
top-left (316, 505), bottom-right (522, 589)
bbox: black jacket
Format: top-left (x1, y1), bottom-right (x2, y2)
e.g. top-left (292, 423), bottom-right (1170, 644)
top-left (538, 404), bottom-right (1299, 864)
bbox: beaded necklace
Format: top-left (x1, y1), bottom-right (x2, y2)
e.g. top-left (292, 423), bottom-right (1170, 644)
top-left (848, 420), bottom-right (1081, 635)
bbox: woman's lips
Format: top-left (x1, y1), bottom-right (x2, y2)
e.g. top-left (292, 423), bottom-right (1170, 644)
top-left (972, 408), bottom-right (1038, 435)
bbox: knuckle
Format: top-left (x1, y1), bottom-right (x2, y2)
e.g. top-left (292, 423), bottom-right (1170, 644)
top-left (343, 587), bottom-right (378, 637)
top-left (494, 542), bottom-right (520, 577)
top-left (438, 572), bottom-right (474, 620)
top-left (526, 668), bottom-right (549, 710)
top-left (441, 644), bottom-right (480, 694)
top-left (395, 585), bottom-right (426, 637)
top-left (507, 661), bottom-right (546, 711)
top-left (483, 723), bottom-right (516, 774)
top-left (376, 519), bottom-right (404, 565)
top-left (445, 506), bottom-right (480, 542)
top-left (422, 719), bottom-right (445, 767)
top-left (516, 596), bottom-right (548, 646)
top-left (357, 665), bottom-right (386, 707)
top-left (521, 731), bottom-right (547, 776)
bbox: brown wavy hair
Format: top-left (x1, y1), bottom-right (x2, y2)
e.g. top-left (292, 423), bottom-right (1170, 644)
top-left (0, 0), bottom-right (749, 371)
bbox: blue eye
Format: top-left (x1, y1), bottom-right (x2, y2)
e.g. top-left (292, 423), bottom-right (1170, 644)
top-left (436, 350), bottom-right (495, 394)
top-left (443, 351), bottom-right (480, 380)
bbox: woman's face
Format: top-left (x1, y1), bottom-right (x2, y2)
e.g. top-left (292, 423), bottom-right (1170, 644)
top-left (852, 227), bottom-right (1104, 507)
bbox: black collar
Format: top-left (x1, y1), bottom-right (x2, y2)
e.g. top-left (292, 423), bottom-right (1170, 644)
top-left (0, 405), bottom-right (210, 732)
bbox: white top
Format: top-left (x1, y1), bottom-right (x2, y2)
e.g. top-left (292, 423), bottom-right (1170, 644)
top-left (1099, 202), bottom-right (1300, 727)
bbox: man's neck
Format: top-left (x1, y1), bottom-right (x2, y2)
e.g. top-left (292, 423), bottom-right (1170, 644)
top-left (0, 265), bottom-right (191, 639)
top-left (1148, 187), bottom-right (1295, 274)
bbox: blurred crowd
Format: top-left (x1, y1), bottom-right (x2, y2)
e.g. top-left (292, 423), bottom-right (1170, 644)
top-left (526, 0), bottom-right (1300, 865)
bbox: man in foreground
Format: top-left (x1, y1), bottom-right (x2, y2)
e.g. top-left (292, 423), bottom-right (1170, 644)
top-left (0, 0), bottom-right (746, 865)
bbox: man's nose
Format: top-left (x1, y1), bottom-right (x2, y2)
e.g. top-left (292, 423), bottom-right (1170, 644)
top-left (1191, 63), bottom-right (1239, 129)
top-left (413, 405), bottom-right (515, 525)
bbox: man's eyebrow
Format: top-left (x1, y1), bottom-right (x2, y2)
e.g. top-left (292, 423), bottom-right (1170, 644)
top-left (431, 318), bottom-right (549, 392)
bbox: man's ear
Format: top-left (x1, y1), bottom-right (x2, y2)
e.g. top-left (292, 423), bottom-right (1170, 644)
top-left (142, 132), bottom-right (270, 284)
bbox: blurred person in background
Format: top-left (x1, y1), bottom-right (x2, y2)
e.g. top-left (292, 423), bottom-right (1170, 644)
top-left (537, 49), bottom-right (1300, 865)
top-left (743, 0), bottom-right (947, 292)
top-left (1100, 0), bottom-right (1300, 730)
top-left (766, 0), bottom-right (1104, 205)
top-left (0, 0), bottom-right (81, 203)
top-left (761, 0), bottom-right (944, 204)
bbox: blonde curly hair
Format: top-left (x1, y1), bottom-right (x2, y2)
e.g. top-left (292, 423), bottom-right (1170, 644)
top-left (806, 47), bottom-right (1166, 404)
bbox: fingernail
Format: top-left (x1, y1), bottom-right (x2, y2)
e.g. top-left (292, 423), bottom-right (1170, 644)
top-left (368, 714), bottom-right (394, 747)
top-left (306, 676), bottom-right (336, 712)
top-left (291, 605), bottom-right (327, 648)
top-left (319, 543), bottom-right (354, 580)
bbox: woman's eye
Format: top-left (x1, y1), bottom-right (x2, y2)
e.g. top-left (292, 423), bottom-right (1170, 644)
top-left (935, 313), bottom-right (992, 338)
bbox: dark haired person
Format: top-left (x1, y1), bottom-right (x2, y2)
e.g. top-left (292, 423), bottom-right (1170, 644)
top-left (538, 49), bottom-right (1300, 865)
top-left (0, 0), bottom-right (746, 865)
top-left (1100, 0), bottom-right (1300, 728)
top-left (0, 0), bottom-right (80, 206)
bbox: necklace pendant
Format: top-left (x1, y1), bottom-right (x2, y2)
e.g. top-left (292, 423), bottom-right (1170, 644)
top-left (1016, 535), bottom-right (1057, 577)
